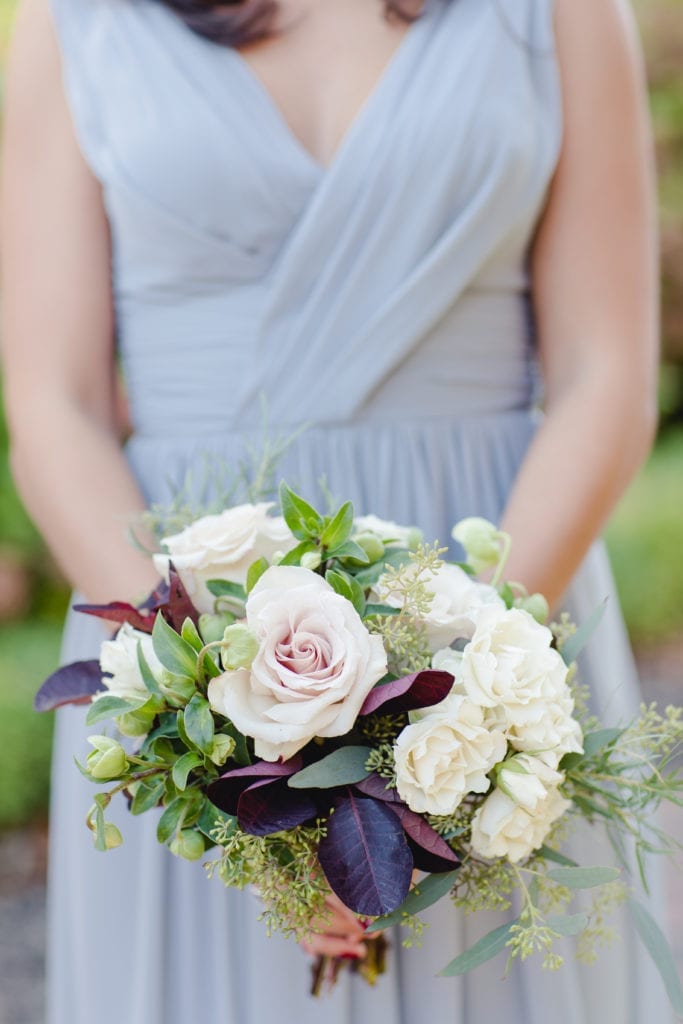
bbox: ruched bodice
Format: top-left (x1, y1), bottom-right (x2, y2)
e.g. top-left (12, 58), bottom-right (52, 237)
top-left (52, 0), bottom-right (559, 435)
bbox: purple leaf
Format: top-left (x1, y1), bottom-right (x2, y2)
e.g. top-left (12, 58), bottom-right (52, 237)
top-left (359, 670), bottom-right (454, 717)
top-left (164, 563), bottom-right (200, 631)
top-left (318, 791), bottom-right (413, 916)
top-left (34, 660), bottom-right (103, 712)
top-left (207, 756), bottom-right (303, 815)
top-left (72, 601), bottom-right (157, 634)
top-left (387, 804), bottom-right (461, 873)
top-left (237, 778), bottom-right (318, 836)
top-left (354, 772), bottom-right (403, 803)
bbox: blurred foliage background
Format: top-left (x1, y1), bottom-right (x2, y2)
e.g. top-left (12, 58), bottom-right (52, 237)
top-left (0, 0), bottom-right (681, 832)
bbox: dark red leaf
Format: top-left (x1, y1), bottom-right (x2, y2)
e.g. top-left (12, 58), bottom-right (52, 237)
top-left (207, 756), bottom-right (303, 815)
top-left (387, 804), bottom-right (460, 872)
top-left (34, 660), bottom-right (103, 712)
top-left (163, 563), bottom-right (200, 631)
top-left (237, 778), bottom-right (318, 836)
top-left (318, 790), bottom-right (413, 916)
top-left (359, 670), bottom-right (454, 716)
top-left (72, 601), bottom-right (157, 634)
top-left (354, 772), bottom-right (403, 803)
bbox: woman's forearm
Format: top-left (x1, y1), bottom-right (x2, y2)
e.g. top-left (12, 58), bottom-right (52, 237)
top-left (498, 368), bottom-right (656, 611)
top-left (9, 398), bottom-right (159, 604)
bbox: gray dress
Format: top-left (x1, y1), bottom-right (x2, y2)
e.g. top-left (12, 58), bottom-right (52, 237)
top-left (47, 0), bottom-right (671, 1020)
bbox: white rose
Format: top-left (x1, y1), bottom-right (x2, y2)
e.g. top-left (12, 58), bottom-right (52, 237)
top-left (352, 514), bottom-right (419, 548)
top-left (207, 566), bottom-right (387, 761)
top-left (505, 693), bottom-right (584, 769)
top-left (153, 503), bottom-right (295, 614)
top-left (99, 623), bottom-right (164, 701)
top-left (378, 562), bottom-right (504, 652)
top-left (460, 606), bottom-right (569, 714)
top-left (496, 753), bottom-right (564, 812)
top-left (394, 695), bottom-right (507, 815)
top-left (470, 783), bottom-right (570, 863)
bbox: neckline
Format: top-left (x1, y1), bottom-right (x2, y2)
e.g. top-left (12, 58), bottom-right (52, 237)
top-left (228, 7), bottom-right (434, 175)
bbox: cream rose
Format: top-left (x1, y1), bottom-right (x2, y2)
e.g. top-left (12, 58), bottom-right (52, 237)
top-left (470, 782), bottom-right (570, 862)
top-left (496, 753), bottom-right (564, 812)
top-left (394, 695), bottom-right (507, 815)
top-left (352, 514), bottom-right (420, 549)
top-left (505, 692), bottom-right (584, 768)
top-left (460, 606), bottom-right (569, 715)
top-left (378, 562), bottom-right (504, 652)
top-left (153, 503), bottom-right (295, 614)
top-left (207, 566), bottom-right (388, 761)
top-left (98, 623), bottom-right (163, 701)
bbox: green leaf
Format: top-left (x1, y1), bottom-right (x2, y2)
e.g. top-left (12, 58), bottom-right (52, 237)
top-left (86, 695), bottom-right (146, 726)
top-left (130, 775), bottom-right (166, 815)
top-left (547, 866), bottom-right (621, 889)
top-left (366, 870), bottom-right (460, 933)
top-left (152, 613), bottom-right (198, 678)
top-left (499, 582), bottom-right (515, 609)
top-left (172, 751), bottom-right (204, 791)
top-left (93, 803), bottom-right (107, 852)
top-left (320, 501), bottom-right (354, 551)
top-left (325, 569), bottom-right (365, 616)
top-left (629, 897), bottom-right (683, 1015)
top-left (156, 797), bottom-right (186, 844)
top-left (183, 693), bottom-right (215, 755)
top-left (205, 579), bottom-right (247, 601)
top-left (181, 617), bottom-right (204, 653)
top-left (277, 540), bottom-right (318, 567)
top-left (439, 919), bottom-right (518, 977)
top-left (220, 723), bottom-right (251, 766)
top-left (288, 746), bottom-right (372, 789)
top-left (560, 599), bottom-right (607, 666)
top-left (353, 549), bottom-right (411, 588)
top-left (363, 604), bottom-right (401, 618)
top-left (197, 798), bottom-right (237, 842)
top-left (246, 557), bottom-right (270, 594)
top-left (537, 845), bottom-right (578, 867)
top-left (137, 642), bottom-right (164, 697)
top-left (279, 481), bottom-right (323, 540)
top-left (329, 539), bottom-right (370, 564)
top-left (581, 727), bottom-right (626, 758)
top-left (546, 913), bottom-right (589, 937)
top-left (161, 674), bottom-right (197, 705)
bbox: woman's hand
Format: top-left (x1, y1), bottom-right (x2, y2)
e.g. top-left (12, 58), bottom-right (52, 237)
top-left (299, 889), bottom-right (370, 960)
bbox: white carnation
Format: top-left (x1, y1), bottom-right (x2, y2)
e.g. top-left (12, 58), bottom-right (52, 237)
top-left (99, 623), bottom-right (163, 701)
top-left (470, 782), bottom-right (570, 863)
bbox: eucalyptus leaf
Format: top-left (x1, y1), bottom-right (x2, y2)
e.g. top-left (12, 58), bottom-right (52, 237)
top-left (547, 866), bottom-right (621, 889)
top-left (629, 897), bottom-right (683, 1015)
top-left (152, 613), bottom-right (198, 678)
top-left (288, 747), bottom-right (372, 789)
top-left (581, 728), bottom-right (626, 759)
top-left (439, 919), bottom-right (518, 977)
top-left (560, 599), bottom-right (607, 666)
top-left (537, 845), bottom-right (578, 868)
top-left (546, 913), bottom-right (589, 937)
top-left (366, 870), bottom-right (460, 933)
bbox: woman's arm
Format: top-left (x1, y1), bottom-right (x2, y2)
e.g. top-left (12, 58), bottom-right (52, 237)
top-left (500, 0), bottom-right (659, 608)
top-left (0, 0), bottom-right (159, 602)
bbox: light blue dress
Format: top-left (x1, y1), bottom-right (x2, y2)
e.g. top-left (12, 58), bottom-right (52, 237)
top-left (47, 0), bottom-right (671, 1021)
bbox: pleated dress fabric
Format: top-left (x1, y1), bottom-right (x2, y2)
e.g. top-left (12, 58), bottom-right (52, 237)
top-left (47, 0), bottom-right (672, 1021)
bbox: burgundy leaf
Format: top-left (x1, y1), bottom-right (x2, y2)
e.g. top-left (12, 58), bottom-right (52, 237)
top-left (387, 804), bottom-right (461, 872)
top-left (359, 670), bottom-right (454, 717)
top-left (354, 772), bottom-right (403, 803)
top-left (163, 563), bottom-right (200, 631)
top-left (237, 778), bottom-right (318, 836)
top-left (34, 660), bottom-right (103, 712)
top-left (318, 791), bottom-right (413, 917)
top-left (207, 756), bottom-right (303, 815)
top-left (72, 601), bottom-right (157, 634)
top-left (138, 578), bottom-right (170, 612)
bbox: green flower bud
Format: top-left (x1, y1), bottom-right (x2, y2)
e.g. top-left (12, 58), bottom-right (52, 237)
top-left (300, 550), bottom-right (322, 571)
top-left (103, 823), bottom-right (124, 850)
top-left (353, 533), bottom-right (386, 565)
top-left (271, 550), bottom-right (285, 565)
top-left (116, 705), bottom-right (156, 738)
top-left (518, 592), bottom-right (550, 624)
top-left (220, 623), bottom-right (260, 671)
top-left (209, 733), bottom-right (236, 766)
top-left (451, 517), bottom-right (501, 572)
top-left (86, 736), bottom-right (128, 780)
top-left (405, 527), bottom-right (423, 552)
top-left (198, 611), bottom-right (236, 645)
top-left (170, 829), bottom-right (205, 861)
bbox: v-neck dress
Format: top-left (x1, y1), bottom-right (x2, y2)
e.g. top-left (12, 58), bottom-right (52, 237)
top-left (46, 0), bottom-right (671, 1021)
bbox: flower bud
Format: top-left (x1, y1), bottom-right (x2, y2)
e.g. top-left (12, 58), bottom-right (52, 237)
top-left (518, 592), bottom-right (550, 625)
top-left (198, 611), bottom-right (236, 645)
top-left (405, 527), bottom-right (423, 552)
top-left (220, 623), bottom-right (260, 671)
top-left (300, 550), bottom-right (322, 572)
top-left (353, 533), bottom-right (386, 565)
top-left (451, 517), bottom-right (501, 573)
top-left (209, 733), bottom-right (236, 766)
top-left (86, 736), bottom-right (128, 780)
top-left (170, 828), bottom-right (205, 861)
top-left (103, 823), bottom-right (124, 850)
top-left (116, 706), bottom-right (156, 738)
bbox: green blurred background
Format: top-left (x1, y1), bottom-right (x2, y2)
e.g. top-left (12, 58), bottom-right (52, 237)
top-left (0, 0), bottom-right (681, 835)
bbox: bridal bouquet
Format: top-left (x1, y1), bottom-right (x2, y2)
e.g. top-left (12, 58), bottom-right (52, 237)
top-left (35, 483), bottom-right (683, 1005)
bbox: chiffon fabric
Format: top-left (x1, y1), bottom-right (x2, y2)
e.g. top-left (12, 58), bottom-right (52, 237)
top-left (47, 0), bottom-right (670, 1020)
